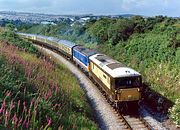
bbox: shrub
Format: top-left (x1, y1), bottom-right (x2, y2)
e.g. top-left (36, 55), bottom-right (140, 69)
top-left (169, 99), bottom-right (180, 126)
top-left (0, 29), bottom-right (39, 55)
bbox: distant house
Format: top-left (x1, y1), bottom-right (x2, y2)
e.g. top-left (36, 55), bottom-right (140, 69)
top-left (81, 17), bottom-right (90, 21)
top-left (41, 21), bottom-right (56, 25)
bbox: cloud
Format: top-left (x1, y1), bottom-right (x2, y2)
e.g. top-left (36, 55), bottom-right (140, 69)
top-left (0, 0), bottom-right (179, 16)
top-left (120, 0), bottom-right (180, 16)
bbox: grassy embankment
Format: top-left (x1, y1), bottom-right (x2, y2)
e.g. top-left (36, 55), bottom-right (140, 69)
top-left (0, 28), bottom-right (97, 129)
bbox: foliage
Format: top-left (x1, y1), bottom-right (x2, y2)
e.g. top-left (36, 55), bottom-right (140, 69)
top-left (95, 18), bottom-right (180, 125)
top-left (107, 19), bottom-right (135, 45)
top-left (5, 23), bottom-right (15, 31)
top-left (98, 31), bottom-right (180, 101)
top-left (169, 99), bottom-right (180, 126)
top-left (0, 28), bottom-right (39, 55)
top-left (86, 18), bottom-right (112, 43)
top-left (0, 35), bottom-right (97, 129)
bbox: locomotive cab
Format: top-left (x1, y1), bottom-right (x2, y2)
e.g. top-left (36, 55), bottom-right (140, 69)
top-left (113, 76), bottom-right (142, 102)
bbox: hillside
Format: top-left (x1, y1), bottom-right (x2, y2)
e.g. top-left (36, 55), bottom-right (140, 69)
top-left (16, 16), bottom-right (180, 125)
top-left (0, 28), bottom-right (97, 129)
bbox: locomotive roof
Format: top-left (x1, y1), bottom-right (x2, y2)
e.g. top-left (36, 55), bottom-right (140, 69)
top-left (89, 54), bottom-right (141, 78)
top-left (58, 40), bottom-right (76, 48)
top-left (73, 46), bottom-right (97, 57)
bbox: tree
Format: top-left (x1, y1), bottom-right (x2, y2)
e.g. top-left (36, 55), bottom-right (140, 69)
top-left (108, 19), bottom-right (135, 45)
top-left (5, 23), bottom-right (15, 31)
top-left (87, 18), bottom-right (113, 43)
top-left (131, 16), bottom-right (146, 33)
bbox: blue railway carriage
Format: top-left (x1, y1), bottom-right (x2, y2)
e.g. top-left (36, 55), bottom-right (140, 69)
top-left (58, 40), bottom-right (77, 59)
top-left (89, 54), bottom-right (142, 105)
top-left (73, 46), bottom-right (97, 72)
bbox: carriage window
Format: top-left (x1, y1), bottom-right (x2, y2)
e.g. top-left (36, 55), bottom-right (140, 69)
top-left (115, 77), bottom-right (141, 89)
top-left (103, 74), bottom-right (106, 79)
top-left (92, 63), bottom-right (94, 69)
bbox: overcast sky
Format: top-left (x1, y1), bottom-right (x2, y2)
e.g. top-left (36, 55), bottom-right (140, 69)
top-left (0, 0), bottom-right (179, 17)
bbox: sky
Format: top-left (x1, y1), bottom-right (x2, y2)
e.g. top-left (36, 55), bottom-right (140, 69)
top-left (0, 0), bottom-right (179, 17)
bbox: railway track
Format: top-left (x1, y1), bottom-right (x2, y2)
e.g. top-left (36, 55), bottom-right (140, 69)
top-left (35, 44), bottom-right (163, 130)
top-left (101, 91), bottom-right (154, 130)
top-left (110, 106), bottom-right (154, 130)
top-left (92, 77), bottom-right (154, 130)
top-left (123, 115), bottom-right (153, 130)
top-left (74, 66), bottom-right (155, 130)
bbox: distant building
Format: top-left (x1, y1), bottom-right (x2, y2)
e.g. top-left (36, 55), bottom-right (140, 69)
top-left (81, 17), bottom-right (90, 21)
top-left (41, 21), bottom-right (56, 25)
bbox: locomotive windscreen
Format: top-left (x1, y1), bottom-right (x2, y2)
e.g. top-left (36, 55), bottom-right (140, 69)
top-left (114, 76), bottom-right (141, 89)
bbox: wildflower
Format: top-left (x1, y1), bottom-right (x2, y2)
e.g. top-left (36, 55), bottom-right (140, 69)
top-left (44, 93), bottom-right (48, 100)
top-left (30, 98), bottom-right (34, 109)
top-left (44, 115), bottom-right (52, 129)
top-left (22, 116), bottom-right (27, 128)
top-left (10, 100), bottom-right (15, 110)
top-left (53, 104), bottom-right (59, 110)
top-left (47, 118), bottom-right (52, 126)
top-left (26, 121), bottom-right (30, 129)
top-left (17, 100), bottom-right (20, 109)
top-left (5, 91), bottom-right (11, 98)
top-left (23, 101), bottom-right (27, 114)
top-left (0, 100), bottom-right (6, 114)
top-left (28, 98), bottom-right (34, 116)
top-left (12, 113), bottom-right (18, 126)
top-left (34, 96), bottom-right (40, 109)
top-left (24, 87), bottom-right (26, 95)
top-left (46, 115), bottom-right (52, 126)
top-left (0, 106), bottom-right (3, 114)
top-left (3, 100), bottom-right (6, 107)
top-left (33, 109), bottom-right (37, 117)
top-left (17, 117), bottom-right (23, 127)
top-left (5, 110), bottom-right (9, 127)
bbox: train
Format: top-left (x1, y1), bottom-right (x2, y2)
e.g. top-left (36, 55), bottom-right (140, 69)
top-left (17, 32), bottom-right (142, 110)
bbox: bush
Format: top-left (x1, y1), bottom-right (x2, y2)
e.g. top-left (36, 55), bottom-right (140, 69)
top-left (0, 29), bottom-right (39, 55)
top-left (169, 99), bottom-right (180, 126)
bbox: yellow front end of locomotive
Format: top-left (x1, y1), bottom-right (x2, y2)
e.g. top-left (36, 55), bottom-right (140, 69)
top-left (117, 88), bottom-right (141, 101)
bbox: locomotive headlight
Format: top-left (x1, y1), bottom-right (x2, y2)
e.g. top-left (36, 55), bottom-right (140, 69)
top-left (137, 88), bottom-right (140, 92)
top-left (115, 90), bottom-right (121, 94)
top-left (115, 90), bottom-right (118, 93)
